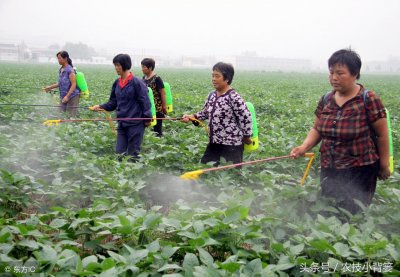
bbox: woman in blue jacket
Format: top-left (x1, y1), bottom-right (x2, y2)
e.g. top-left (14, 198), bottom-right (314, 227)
top-left (92, 54), bottom-right (152, 161)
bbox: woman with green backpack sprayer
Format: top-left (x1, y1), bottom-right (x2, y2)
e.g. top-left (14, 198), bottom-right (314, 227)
top-left (91, 54), bottom-right (152, 162)
top-left (290, 49), bottom-right (390, 214)
top-left (43, 51), bottom-right (80, 116)
top-left (141, 58), bottom-right (167, 137)
top-left (182, 62), bottom-right (253, 166)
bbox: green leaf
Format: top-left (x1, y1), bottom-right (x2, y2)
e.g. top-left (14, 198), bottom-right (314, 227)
top-left (16, 224), bottom-right (28, 236)
top-left (197, 247), bottom-right (214, 267)
top-left (19, 239), bottom-right (39, 250)
top-left (162, 246), bottom-right (180, 259)
top-left (82, 255), bottom-right (98, 268)
top-left (99, 267), bottom-right (117, 277)
top-left (142, 213), bottom-right (162, 229)
top-left (327, 257), bottom-right (342, 271)
top-left (0, 231), bottom-right (11, 243)
top-left (220, 262), bottom-right (241, 273)
top-left (162, 218), bottom-right (182, 229)
top-left (193, 221), bottom-right (204, 234)
top-left (271, 243), bottom-right (285, 253)
top-left (107, 250), bottom-right (127, 264)
top-left (333, 242), bottom-right (350, 257)
top-left (276, 255), bottom-right (295, 271)
top-left (183, 253), bottom-right (199, 268)
top-left (289, 243), bottom-right (304, 256)
top-left (244, 258), bottom-right (263, 275)
top-left (147, 239), bottom-right (161, 253)
top-left (309, 239), bottom-right (336, 254)
top-left (101, 258), bottom-right (116, 270)
top-left (49, 218), bottom-right (68, 229)
top-left (118, 214), bottom-right (130, 226)
top-left (37, 245), bottom-right (57, 262)
top-left (158, 263), bottom-right (182, 272)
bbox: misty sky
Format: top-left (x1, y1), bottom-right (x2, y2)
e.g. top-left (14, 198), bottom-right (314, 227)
top-left (0, 0), bottom-right (399, 64)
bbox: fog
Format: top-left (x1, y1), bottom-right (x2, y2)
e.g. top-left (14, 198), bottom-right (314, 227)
top-left (1, 0), bottom-right (400, 67)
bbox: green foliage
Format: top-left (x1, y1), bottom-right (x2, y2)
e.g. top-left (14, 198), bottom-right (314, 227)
top-left (0, 63), bottom-right (399, 276)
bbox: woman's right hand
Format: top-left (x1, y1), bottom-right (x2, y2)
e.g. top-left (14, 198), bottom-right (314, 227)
top-left (378, 163), bottom-right (390, 180)
top-left (181, 114), bottom-right (193, 123)
top-left (290, 145), bottom-right (307, 159)
top-left (42, 86), bottom-right (51, 93)
top-left (90, 105), bottom-right (102, 111)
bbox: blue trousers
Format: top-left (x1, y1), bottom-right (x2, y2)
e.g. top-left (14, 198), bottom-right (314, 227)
top-left (116, 123), bottom-right (145, 159)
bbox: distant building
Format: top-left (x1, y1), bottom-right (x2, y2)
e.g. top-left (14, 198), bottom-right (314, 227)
top-left (0, 43), bottom-right (19, 61)
top-left (364, 58), bottom-right (400, 74)
top-left (180, 56), bottom-right (217, 68)
top-left (91, 56), bottom-right (109, 64)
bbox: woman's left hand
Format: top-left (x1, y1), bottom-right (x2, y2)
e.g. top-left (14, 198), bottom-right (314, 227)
top-left (243, 137), bottom-right (252, 145)
top-left (378, 164), bottom-right (390, 180)
top-left (62, 96), bottom-right (69, 104)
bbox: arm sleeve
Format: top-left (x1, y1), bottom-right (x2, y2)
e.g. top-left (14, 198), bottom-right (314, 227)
top-left (100, 80), bottom-right (118, 111)
top-left (155, 76), bottom-right (165, 91)
top-left (135, 78), bottom-right (152, 119)
top-left (365, 90), bottom-right (387, 123)
top-left (314, 96), bottom-right (324, 119)
top-left (231, 92), bottom-right (252, 137)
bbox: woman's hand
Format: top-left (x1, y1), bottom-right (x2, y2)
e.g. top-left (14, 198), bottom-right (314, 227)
top-left (181, 114), bottom-right (193, 123)
top-left (162, 105), bottom-right (168, 115)
top-left (290, 145), bottom-right (307, 159)
top-left (90, 105), bottom-right (102, 111)
top-left (243, 137), bottom-right (252, 145)
top-left (378, 163), bottom-right (390, 180)
top-left (62, 95), bottom-right (69, 104)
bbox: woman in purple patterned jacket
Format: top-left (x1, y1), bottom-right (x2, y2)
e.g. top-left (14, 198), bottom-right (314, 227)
top-left (182, 62), bottom-right (253, 165)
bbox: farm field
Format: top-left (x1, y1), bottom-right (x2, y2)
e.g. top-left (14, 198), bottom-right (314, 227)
top-left (0, 62), bottom-right (399, 276)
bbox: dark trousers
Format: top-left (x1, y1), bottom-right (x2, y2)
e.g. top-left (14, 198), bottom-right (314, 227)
top-left (116, 123), bottom-right (145, 160)
top-left (153, 112), bottom-right (164, 137)
top-left (320, 162), bottom-right (379, 214)
top-left (59, 95), bottom-right (80, 117)
top-left (201, 143), bottom-right (244, 166)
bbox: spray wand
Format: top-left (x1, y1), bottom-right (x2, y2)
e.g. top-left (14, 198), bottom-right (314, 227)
top-left (180, 153), bottom-right (315, 185)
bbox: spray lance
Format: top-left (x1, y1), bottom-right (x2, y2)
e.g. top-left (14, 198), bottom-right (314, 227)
top-left (180, 153), bottom-right (315, 185)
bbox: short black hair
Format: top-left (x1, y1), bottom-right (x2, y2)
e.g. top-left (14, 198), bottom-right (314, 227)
top-left (212, 62), bottom-right (234, 85)
top-left (141, 58), bottom-right (155, 71)
top-left (56, 50), bottom-right (73, 67)
top-left (328, 48), bottom-right (362, 79)
top-left (113, 54), bottom-right (132, 71)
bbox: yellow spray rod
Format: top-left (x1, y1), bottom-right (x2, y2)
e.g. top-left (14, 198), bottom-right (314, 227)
top-left (181, 153), bottom-right (315, 185)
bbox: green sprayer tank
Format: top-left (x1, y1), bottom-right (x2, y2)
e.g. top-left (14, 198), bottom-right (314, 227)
top-left (244, 102), bottom-right (259, 152)
top-left (386, 108), bottom-right (394, 174)
top-left (164, 82), bottom-right (173, 113)
top-left (147, 87), bottom-right (157, 127)
top-left (75, 70), bottom-right (89, 99)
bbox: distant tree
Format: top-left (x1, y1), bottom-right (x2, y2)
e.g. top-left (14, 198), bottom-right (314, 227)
top-left (48, 44), bottom-right (60, 51)
top-left (63, 42), bottom-right (97, 60)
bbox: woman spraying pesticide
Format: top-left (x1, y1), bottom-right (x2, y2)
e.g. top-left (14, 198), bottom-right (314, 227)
top-left (182, 62), bottom-right (252, 165)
